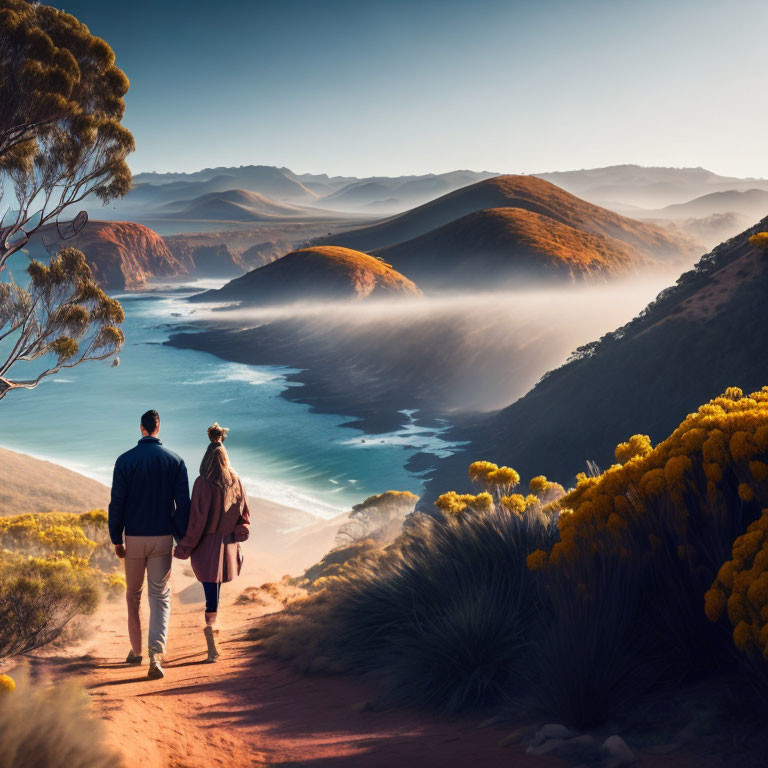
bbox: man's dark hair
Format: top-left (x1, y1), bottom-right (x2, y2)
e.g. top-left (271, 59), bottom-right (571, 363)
top-left (141, 410), bottom-right (160, 434)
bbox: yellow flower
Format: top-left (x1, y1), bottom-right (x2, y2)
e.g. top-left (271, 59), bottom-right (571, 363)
top-left (615, 434), bottom-right (652, 465)
top-left (747, 572), bottom-right (768, 609)
top-left (704, 587), bottom-right (726, 622)
top-left (738, 483), bottom-right (756, 503)
top-left (526, 550), bottom-right (548, 572)
top-left (529, 475), bottom-right (549, 493)
top-left (704, 463), bottom-right (723, 483)
top-left (728, 592), bottom-right (747, 625)
top-left (750, 461), bottom-right (768, 483)
top-left (733, 620), bottom-right (753, 652)
top-left (500, 494), bottom-right (526, 515)
top-left (664, 455), bottom-right (692, 487)
top-left (0, 675), bottom-right (14, 694)
top-left (467, 461), bottom-right (498, 485)
top-left (486, 466), bottom-right (520, 489)
top-left (730, 431), bottom-right (756, 462)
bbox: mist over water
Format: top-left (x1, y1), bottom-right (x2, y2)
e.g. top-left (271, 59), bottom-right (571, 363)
top-left (192, 272), bottom-right (681, 413)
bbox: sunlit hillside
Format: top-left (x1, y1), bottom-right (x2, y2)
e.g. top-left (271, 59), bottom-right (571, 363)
top-left (192, 245), bottom-right (422, 305)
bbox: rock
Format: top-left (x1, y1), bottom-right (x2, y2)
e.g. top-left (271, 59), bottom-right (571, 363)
top-left (530, 723), bottom-right (579, 747)
top-left (528, 734), bottom-right (599, 760)
top-left (559, 733), bottom-right (598, 757)
top-left (527, 738), bottom-right (567, 756)
top-left (602, 735), bottom-right (636, 766)
top-left (497, 726), bottom-right (533, 747)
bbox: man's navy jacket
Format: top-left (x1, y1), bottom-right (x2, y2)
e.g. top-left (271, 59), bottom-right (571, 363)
top-left (108, 436), bottom-right (191, 545)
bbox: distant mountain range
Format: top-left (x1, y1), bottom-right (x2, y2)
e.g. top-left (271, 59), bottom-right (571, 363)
top-left (420, 214), bottom-right (768, 502)
top-left (130, 166), bottom-right (497, 215)
top-left (536, 165), bottom-right (768, 209)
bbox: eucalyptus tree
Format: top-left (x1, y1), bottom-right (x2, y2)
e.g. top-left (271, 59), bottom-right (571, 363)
top-left (0, 0), bottom-right (134, 398)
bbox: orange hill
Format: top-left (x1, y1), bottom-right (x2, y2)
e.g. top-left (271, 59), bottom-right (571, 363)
top-left (320, 175), bottom-right (699, 264)
top-left (374, 207), bottom-right (650, 288)
top-left (192, 246), bottom-right (422, 305)
top-left (70, 220), bottom-right (186, 289)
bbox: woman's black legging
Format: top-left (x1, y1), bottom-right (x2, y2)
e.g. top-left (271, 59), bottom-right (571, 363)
top-left (202, 581), bottom-right (221, 613)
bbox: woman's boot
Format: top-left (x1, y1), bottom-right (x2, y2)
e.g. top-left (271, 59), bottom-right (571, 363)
top-left (204, 613), bottom-right (219, 662)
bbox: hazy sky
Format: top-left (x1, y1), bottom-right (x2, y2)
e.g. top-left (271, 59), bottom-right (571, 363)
top-left (52, 0), bottom-right (768, 178)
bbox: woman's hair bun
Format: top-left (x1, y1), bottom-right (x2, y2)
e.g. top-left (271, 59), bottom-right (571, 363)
top-left (207, 421), bottom-right (230, 441)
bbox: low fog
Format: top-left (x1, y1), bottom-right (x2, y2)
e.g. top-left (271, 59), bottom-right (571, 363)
top-left (188, 273), bottom-right (680, 415)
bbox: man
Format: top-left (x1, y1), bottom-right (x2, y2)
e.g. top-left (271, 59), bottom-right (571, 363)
top-left (108, 410), bottom-right (190, 680)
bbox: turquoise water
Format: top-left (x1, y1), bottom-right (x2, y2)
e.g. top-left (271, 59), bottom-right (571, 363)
top-left (0, 282), bottom-right (458, 519)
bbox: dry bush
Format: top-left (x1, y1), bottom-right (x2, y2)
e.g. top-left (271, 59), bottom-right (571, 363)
top-left (251, 590), bottom-right (344, 674)
top-left (0, 669), bottom-right (122, 768)
top-left (0, 552), bottom-right (99, 662)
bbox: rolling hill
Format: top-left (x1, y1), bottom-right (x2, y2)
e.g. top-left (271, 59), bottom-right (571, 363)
top-left (0, 446), bottom-right (109, 516)
top-left (420, 216), bottom-right (768, 503)
top-left (160, 189), bottom-right (322, 221)
top-left (643, 188), bottom-right (768, 222)
top-left (317, 170), bottom-right (497, 213)
top-left (191, 246), bottom-right (421, 306)
top-left (373, 207), bottom-right (649, 288)
top-left (319, 175), bottom-right (699, 265)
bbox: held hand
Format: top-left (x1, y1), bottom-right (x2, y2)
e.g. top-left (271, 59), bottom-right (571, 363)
top-left (173, 545), bottom-right (191, 560)
top-left (114, 544), bottom-right (126, 559)
top-left (233, 524), bottom-right (249, 543)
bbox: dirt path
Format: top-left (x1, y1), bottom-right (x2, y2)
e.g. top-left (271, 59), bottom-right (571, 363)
top-left (26, 575), bottom-right (560, 768)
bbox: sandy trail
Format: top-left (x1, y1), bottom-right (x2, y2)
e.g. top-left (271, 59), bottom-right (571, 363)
top-left (27, 571), bottom-right (560, 768)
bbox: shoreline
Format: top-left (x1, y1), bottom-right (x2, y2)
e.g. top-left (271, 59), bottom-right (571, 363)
top-left (166, 325), bottom-right (453, 435)
top-left (0, 442), bottom-right (329, 530)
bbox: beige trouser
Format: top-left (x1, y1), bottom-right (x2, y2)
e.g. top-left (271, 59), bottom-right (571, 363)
top-left (124, 535), bottom-right (173, 656)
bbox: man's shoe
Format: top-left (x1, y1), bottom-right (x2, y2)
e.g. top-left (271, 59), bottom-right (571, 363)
top-left (147, 661), bottom-right (164, 680)
top-left (125, 650), bottom-right (142, 665)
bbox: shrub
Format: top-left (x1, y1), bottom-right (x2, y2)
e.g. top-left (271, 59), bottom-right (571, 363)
top-left (336, 491), bottom-right (418, 545)
top-left (530, 387), bottom-right (768, 575)
top-left (0, 551), bottom-right (99, 662)
top-left (0, 510), bottom-right (113, 569)
top-left (300, 539), bottom-right (380, 590)
top-left (0, 669), bottom-right (121, 768)
top-left (521, 388), bottom-right (768, 723)
top-left (285, 509), bottom-right (557, 713)
top-left (706, 508), bottom-right (768, 659)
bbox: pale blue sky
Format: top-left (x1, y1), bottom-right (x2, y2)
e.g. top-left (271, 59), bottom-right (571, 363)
top-left (55, 0), bottom-right (768, 178)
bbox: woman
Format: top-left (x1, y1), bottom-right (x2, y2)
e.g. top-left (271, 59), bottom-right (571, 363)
top-left (174, 423), bottom-right (250, 662)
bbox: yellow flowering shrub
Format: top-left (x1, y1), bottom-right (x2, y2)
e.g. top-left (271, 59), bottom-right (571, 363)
top-left (749, 232), bottom-right (768, 249)
top-left (438, 464), bottom-right (564, 523)
top-left (0, 510), bottom-right (122, 599)
top-left (531, 388), bottom-right (768, 572)
top-left (615, 434), bottom-right (652, 465)
top-left (468, 461), bottom-right (520, 496)
top-left (706, 509), bottom-right (768, 657)
top-left (435, 491), bottom-right (494, 519)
